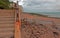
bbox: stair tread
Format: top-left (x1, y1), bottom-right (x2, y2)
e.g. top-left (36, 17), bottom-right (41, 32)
top-left (0, 23), bottom-right (15, 26)
top-left (0, 18), bottom-right (15, 21)
top-left (0, 32), bottom-right (14, 34)
top-left (0, 25), bottom-right (14, 28)
top-left (0, 21), bottom-right (14, 24)
top-left (0, 11), bottom-right (15, 16)
top-left (0, 32), bottom-right (14, 37)
top-left (0, 28), bottom-right (14, 31)
top-left (0, 30), bottom-right (14, 32)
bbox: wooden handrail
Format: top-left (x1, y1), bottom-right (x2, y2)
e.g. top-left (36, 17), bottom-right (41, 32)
top-left (14, 2), bottom-right (21, 38)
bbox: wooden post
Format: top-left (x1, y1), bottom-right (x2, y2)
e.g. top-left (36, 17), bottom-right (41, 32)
top-left (14, 1), bottom-right (22, 38)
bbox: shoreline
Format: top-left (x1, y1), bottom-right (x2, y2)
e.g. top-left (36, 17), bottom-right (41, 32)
top-left (23, 12), bottom-right (60, 19)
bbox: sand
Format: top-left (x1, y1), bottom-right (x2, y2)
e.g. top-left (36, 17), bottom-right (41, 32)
top-left (21, 12), bottom-right (60, 38)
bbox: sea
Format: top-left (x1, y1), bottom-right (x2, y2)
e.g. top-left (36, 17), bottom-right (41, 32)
top-left (23, 10), bottom-right (60, 18)
top-left (38, 12), bottom-right (60, 18)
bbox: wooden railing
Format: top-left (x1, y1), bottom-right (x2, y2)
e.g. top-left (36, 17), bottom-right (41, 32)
top-left (14, 2), bottom-right (22, 38)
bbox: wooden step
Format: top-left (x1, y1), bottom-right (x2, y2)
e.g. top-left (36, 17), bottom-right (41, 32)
top-left (0, 24), bottom-right (14, 28)
top-left (0, 21), bottom-right (15, 24)
top-left (0, 32), bottom-right (14, 37)
top-left (0, 35), bottom-right (13, 38)
top-left (0, 12), bottom-right (15, 17)
top-left (0, 28), bottom-right (14, 31)
top-left (0, 29), bottom-right (14, 33)
top-left (0, 17), bottom-right (15, 21)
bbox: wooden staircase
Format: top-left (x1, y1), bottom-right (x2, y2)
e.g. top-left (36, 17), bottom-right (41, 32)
top-left (0, 11), bottom-right (15, 38)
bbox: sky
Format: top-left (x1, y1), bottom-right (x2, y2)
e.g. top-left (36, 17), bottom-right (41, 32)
top-left (9, 0), bottom-right (60, 12)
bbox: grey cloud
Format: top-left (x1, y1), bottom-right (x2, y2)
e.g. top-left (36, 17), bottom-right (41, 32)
top-left (9, 0), bottom-right (60, 11)
top-left (21, 0), bottom-right (60, 12)
top-left (23, 0), bottom-right (56, 7)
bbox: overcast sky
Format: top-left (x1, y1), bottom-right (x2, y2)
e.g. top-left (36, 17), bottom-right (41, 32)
top-left (9, 0), bottom-right (60, 12)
